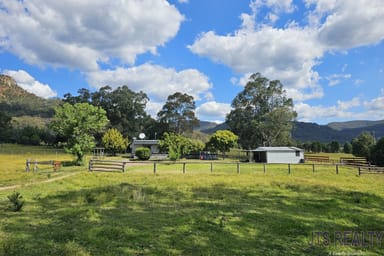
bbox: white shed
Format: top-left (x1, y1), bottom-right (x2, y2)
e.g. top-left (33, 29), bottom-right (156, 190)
top-left (250, 147), bottom-right (304, 164)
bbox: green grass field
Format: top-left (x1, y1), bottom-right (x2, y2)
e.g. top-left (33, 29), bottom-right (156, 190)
top-left (1, 145), bottom-right (384, 255)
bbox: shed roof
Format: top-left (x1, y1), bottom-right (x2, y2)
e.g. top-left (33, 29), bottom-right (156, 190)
top-left (251, 147), bottom-right (303, 152)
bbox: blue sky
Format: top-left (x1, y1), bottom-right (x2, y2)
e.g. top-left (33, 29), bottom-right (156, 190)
top-left (1, 0), bottom-right (383, 124)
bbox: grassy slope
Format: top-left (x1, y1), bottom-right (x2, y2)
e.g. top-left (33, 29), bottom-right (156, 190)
top-left (0, 145), bottom-right (384, 255)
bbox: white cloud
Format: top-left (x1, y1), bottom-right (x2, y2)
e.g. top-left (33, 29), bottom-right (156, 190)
top-left (294, 96), bottom-right (384, 123)
top-left (86, 63), bottom-right (212, 102)
top-left (189, 24), bottom-right (323, 101)
top-left (326, 73), bottom-right (351, 87)
top-left (145, 101), bottom-right (164, 119)
top-left (364, 96), bottom-right (384, 112)
top-left (189, 0), bottom-right (384, 104)
top-left (0, 1), bottom-right (184, 71)
top-left (3, 70), bottom-right (57, 99)
top-left (196, 101), bottom-right (232, 122)
top-left (316, 0), bottom-right (384, 49)
top-left (256, 0), bottom-right (296, 13)
top-left (86, 63), bottom-right (213, 117)
top-left (294, 100), bottom-right (356, 123)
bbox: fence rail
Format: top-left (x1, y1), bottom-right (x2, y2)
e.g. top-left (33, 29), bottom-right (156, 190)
top-left (87, 159), bottom-right (384, 176)
top-left (304, 155), bottom-right (330, 163)
top-left (26, 159), bottom-right (61, 172)
top-left (358, 166), bottom-right (384, 175)
top-left (340, 157), bottom-right (369, 167)
top-left (89, 159), bottom-right (128, 172)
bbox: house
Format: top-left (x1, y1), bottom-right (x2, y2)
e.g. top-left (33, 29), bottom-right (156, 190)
top-left (250, 147), bottom-right (304, 164)
top-left (131, 139), bottom-right (160, 158)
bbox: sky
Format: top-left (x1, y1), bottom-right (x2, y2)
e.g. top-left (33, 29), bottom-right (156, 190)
top-left (0, 0), bottom-right (383, 125)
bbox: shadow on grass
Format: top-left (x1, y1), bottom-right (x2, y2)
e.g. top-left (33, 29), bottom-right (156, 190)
top-left (1, 181), bottom-right (384, 255)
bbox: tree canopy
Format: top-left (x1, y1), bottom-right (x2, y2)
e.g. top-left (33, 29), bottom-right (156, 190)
top-left (50, 103), bottom-right (109, 164)
top-left (64, 86), bottom-right (150, 138)
top-left (226, 73), bottom-right (296, 149)
top-left (102, 128), bottom-right (129, 155)
top-left (206, 130), bottom-right (238, 159)
top-left (158, 132), bottom-right (204, 160)
top-left (157, 92), bottom-right (199, 135)
top-left (351, 131), bottom-right (375, 158)
top-left (370, 137), bottom-right (384, 166)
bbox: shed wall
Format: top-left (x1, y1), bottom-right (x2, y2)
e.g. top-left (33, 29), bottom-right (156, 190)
top-left (266, 151), bottom-right (303, 164)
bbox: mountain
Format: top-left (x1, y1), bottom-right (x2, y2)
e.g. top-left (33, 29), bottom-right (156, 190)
top-left (195, 121), bottom-right (219, 132)
top-left (328, 120), bottom-right (384, 131)
top-left (293, 121), bottom-right (384, 143)
top-left (0, 75), bottom-right (59, 118)
top-left (200, 120), bottom-right (383, 143)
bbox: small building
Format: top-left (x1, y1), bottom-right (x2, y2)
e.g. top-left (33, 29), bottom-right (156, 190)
top-left (131, 139), bottom-right (160, 158)
top-left (250, 147), bottom-right (304, 164)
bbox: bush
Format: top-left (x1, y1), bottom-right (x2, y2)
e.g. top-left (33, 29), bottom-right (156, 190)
top-left (135, 147), bottom-right (151, 160)
top-left (7, 191), bottom-right (25, 212)
top-left (168, 148), bottom-right (180, 161)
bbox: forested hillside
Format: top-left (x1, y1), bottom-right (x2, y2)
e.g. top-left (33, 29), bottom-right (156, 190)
top-left (0, 75), bottom-right (59, 118)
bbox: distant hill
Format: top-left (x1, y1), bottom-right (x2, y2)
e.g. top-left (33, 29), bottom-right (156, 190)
top-left (199, 120), bottom-right (383, 143)
top-left (293, 121), bottom-right (384, 143)
top-left (200, 122), bottom-right (229, 134)
top-left (328, 120), bottom-right (384, 131)
top-left (195, 121), bottom-right (219, 132)
top-left (0, 75), bottom-right (59, 118)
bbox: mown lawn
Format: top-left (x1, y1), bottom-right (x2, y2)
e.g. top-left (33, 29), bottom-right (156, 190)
top-left (0, 145), bottom-right (384, 255)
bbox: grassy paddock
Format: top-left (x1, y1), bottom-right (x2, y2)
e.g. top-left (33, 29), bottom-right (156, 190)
top-left (1, 145), bottom-right (384, 255)
top-left (0, 144), bottom-right (81, 187)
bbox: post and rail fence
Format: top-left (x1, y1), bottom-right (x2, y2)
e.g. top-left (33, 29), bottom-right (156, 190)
top-left (87, 159), bottom-right (381, 176)
top-left (26, 159), bottom-right (61, 172)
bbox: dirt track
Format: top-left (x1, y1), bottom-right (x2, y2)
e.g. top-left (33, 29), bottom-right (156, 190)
top-left (0, 172), bottom-right (81, 191)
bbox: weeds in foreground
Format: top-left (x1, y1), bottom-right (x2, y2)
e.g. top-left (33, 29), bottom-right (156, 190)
top-left (6, 191), bottom-right (24, 212)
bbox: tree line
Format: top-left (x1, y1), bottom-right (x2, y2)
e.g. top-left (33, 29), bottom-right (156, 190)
top-left (0, 73), bottom-right (383, 166)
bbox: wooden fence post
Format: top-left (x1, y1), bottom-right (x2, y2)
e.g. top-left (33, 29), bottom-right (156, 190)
top-left (154, 162), bottom-right (157, 174)
top-left (288, 164), bottom-right (291, 175)
top-left (26, 159), bottom-right (30, 172)
top-left (312, 164), bottom-right (315, 173)
top-left (335, 164), bottom-right (339, 175)
top-left (33, 159), bottom-right (38, 172)
top-left (263, 164), bottom-right (266, 173)
top-left (237, 163), bottom-right (240, 174)
top-left (358, 167), bottom-right (361, 176)
top-left (183, 162), bottom-right (186, 174)
top-left (210, 162), bottom-right (213, 173)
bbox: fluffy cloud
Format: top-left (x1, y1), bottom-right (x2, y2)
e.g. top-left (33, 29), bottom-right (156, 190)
top-left (294, 101), bottom-right (355, 123)
top-left (86, 63), bottom-right (212, 101)
top-left (4, 70), bottom-right (57, 98)
top-left (314, 0), bottom-right (384, 49)
top-left (86, 63), bottom-right (213, 117)
top-left (196, 101), bottom-right (232, 122)
top-left (189, 21), bottom-right (323, 101)
top-left (295, 96), bottom-right (384, 123)
top-left (0, 0), bottom-right (184, 71)
top-left (189, 0), bottom-right (384, 104)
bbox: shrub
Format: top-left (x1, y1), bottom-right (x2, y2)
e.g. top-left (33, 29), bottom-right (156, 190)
top-left (7, 191), bottom-right (25, 212)
top-left (135, 147), bottom-right (151, 160)
top-left (102, 128), bottom-right (129, 155)
top-left (168, 148), bottom-right (180, 161)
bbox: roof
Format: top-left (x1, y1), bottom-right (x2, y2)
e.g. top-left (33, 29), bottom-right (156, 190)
top-left (132, 139), bottom-right (159, 145)
top-left (250, 147), bottom-right (304, 152)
